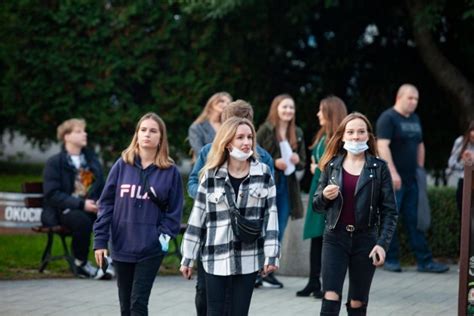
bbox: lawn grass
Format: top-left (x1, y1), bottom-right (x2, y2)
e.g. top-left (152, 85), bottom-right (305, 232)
top-left (0, 234), bottom-right (183, 280)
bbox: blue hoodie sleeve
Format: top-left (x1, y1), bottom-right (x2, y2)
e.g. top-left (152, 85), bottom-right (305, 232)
top-left (159, 166), bottom-right (184, 238)
top-left (187, 144), bottom-right (210, 199)
top-left (93, 159), bottom-right (120, 250)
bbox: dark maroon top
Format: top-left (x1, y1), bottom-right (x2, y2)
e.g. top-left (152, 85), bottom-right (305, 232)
top-left (340, 168), bottom-right (359, 225)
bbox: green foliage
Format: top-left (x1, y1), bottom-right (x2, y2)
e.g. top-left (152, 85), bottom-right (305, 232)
top-left (398, 186), bottom-right (459, 263)
top-left (1, 0), bottom-right (473, 174)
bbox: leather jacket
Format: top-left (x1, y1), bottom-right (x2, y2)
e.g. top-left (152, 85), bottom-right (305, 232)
top-left (313, 154), bottom-right (398, 250)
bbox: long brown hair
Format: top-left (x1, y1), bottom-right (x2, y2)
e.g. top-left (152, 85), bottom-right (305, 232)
top-left (194, 92), bottom-right (232, 124)
top-left (200, 117), bottom-right (257, 178)
top-left (459, 120), bottom-right (474, 160)
top-left (318, 112), bottom-right (378, 171)
top-left (265, 94), bottom-right (298, 150)
top-left (310, 96), bottom-right (348, 149)
top-left (122, 112), bottom-right (173, 168)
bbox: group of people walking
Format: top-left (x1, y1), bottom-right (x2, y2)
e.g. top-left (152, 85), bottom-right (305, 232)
top-left (41, 83), bottom-right (460, 316)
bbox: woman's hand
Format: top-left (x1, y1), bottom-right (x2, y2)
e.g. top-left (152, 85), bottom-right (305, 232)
top-left (322, 184), bottom-right (339, 200)
top-left (180, 265), bottom-right (193, 280)
top-left (94, 249), bottom-right (108, 268)
top-left (262, 264), bottom-right (278, 277)
top-left (290, 153), bottom-right (300, 165)
top-left (310, 156), bottom-right (317, 175)
top-left (462, 150), bottom-right (473, 166)
top-left (275, 158), bottom-right (287, 171)
top-left (369, 245), bottom-right (386, 267)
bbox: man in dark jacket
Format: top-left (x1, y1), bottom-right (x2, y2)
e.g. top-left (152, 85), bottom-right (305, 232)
top-left (43, 118), bottom-right (107, 278)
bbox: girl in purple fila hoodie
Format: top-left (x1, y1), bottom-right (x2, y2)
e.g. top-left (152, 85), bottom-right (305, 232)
top-left (94, 112), bottom-right (184, 316)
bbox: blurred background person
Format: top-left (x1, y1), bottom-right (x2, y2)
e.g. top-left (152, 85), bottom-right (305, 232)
top-left (257, 94), bottom-right (306, 288)
top-left (188, 92), bottom-right (232, 161)
top-left (43, 118), bottom-right (106, 279)
top-left (447, 120), bottom-right (474, 214)
top-left (297, 96), bottom-right (347, 299)
top-left (257, 93), bottom-right (306, 288)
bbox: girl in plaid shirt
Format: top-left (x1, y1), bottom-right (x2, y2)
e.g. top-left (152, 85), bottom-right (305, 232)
top-left (180, 117), bottom-right (280, 316)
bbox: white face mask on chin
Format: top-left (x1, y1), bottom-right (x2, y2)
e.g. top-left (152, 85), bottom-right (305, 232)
top-left (343, 140), bottom-right (369, 155)
top-left (228, 147), bottom-right (253, 161)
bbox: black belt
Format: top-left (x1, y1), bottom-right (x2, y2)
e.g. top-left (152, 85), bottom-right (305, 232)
top-left (334, 223), bottom-right (374, 233)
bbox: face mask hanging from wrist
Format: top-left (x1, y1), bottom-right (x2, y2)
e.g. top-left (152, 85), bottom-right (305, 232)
top-left (228, 147), bottom-right (253, 161)
top-left (343, 140), bottom-right (369, 154)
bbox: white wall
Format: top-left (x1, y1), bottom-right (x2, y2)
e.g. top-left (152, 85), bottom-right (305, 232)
top-left (1, 131), bottom-right (60, 164)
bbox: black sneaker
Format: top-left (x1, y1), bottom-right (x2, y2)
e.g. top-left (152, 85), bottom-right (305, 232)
top-left (262, 273), bottom-right (284, 288)
top-left (76, 261), bottom-right (98, 278)
top-left (255, 275), bottom-right (263, 288)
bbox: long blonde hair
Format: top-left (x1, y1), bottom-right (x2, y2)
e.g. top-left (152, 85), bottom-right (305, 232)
top-left (122, 112), bottom-right (173, 168)
top-left (265, 94), bottom-right (298, 150)
top-left (194, 92), bottom-right (232, 124)
top-left (318, 112), bottom-right (378, 171)
top-left (310, 96), bottom-right (347, 148)
top-left (200, 117), bottom-right (257, 178)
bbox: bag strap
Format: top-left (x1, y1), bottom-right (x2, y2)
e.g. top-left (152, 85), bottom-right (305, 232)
top-left (223, 182), bottom-right (239, 214)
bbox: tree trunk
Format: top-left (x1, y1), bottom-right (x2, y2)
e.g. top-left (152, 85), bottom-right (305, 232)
top-left (406, 0), bottom-right (474, 123)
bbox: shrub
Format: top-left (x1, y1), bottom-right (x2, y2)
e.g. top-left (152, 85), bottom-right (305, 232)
top-left (398, 186), bottom-right (459, 263)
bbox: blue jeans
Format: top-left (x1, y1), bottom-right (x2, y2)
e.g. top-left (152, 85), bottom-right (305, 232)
top-left (386, 180), bottom-right (433, 265)
top-left (321, 227), bottom-right (377, 304)
top-left (276, 171), bottom-right (290, 241)
top-left (115, 254), bottom-right (164, 316)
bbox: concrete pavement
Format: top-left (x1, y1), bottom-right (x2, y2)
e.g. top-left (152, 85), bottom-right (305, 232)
top-left (0, 264), bottom-right (458, 315)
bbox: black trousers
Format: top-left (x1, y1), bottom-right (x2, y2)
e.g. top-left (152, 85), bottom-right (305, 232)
top-left (195, 259), bottom-right (207, 316)
top-left (114, 255), bottom-right (164, 316)
top-left (205, 271), bottom-right (258, 316)
top-left (59, 209), bottom-right (96, 262)
top-left (321, 227), bottom-right (376, 305)
top-left (310, 236), bottom-right (323, 279)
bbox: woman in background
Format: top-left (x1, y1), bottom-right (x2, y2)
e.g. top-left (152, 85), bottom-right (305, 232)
top-left (447, 120), bottom-right (474, 214)
top-left (188, 92), bottom-right (232, 159)
top-left (257, 94), bottom-right (306, 288)
top-left (94, 112), bottom-right (184, 316)
top-left (297, 96), bottom-right (347, 298)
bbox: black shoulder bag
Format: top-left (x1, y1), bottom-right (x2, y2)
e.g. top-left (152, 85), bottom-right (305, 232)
top-left (224, 184), bottom-right (263, 243)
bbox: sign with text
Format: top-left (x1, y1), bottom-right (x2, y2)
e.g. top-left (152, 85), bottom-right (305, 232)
top-left (0, 192), bottom-right (42, 233)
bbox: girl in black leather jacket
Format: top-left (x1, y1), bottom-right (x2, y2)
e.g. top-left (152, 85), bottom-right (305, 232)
top-left (313, 112), bottom-right (397, 316)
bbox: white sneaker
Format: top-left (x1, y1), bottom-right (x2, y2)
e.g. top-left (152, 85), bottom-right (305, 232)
top-left (76, 261), bottom-right (98, 278)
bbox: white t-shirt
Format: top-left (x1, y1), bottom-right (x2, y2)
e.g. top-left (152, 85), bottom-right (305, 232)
top-left (70, 155), bottom-right (81, 169)
top-left (279, 140), bottom-right (295, 176)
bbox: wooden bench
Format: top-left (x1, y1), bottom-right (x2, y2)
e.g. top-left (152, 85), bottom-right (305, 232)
top-left (22, 182), bottom-right (76, 276)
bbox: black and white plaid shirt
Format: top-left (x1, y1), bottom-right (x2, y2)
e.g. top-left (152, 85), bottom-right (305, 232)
top-left (181, 159), bottom-right (280, 276)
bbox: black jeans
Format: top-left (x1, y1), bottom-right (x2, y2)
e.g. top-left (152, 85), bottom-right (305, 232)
top-left (195, 259), bottom-right (207, 316)
top-left (205, 271), bottom-right (258, 316)
top-left (321, 226), bottom-right (377, 305)
top-left (114, 255), bottom-right (164, 316)
top-left (59, 209), bottom-right (96, 262)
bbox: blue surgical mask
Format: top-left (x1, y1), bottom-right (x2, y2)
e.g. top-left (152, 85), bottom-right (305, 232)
top-left (343, 140), bottom-right (369, 155)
